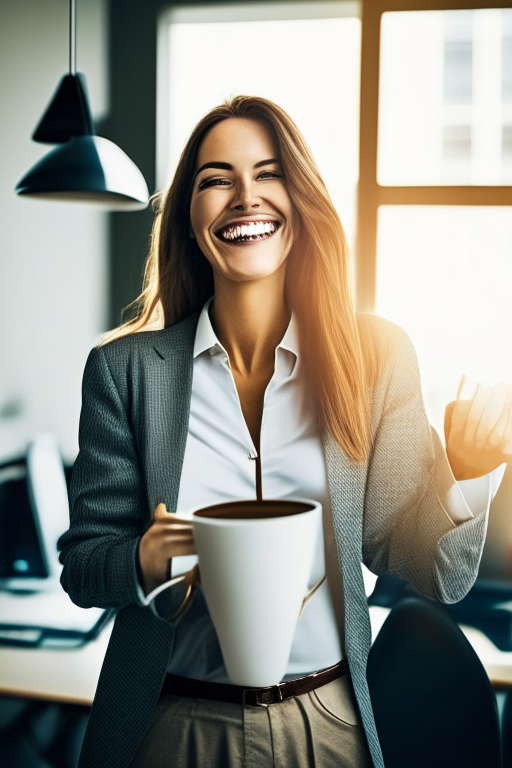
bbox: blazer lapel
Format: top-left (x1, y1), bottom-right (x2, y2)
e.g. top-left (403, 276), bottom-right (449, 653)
top-left (142, 312), bottom-right (199, 515)
top-left (323, 432), bottom-right (373, 662)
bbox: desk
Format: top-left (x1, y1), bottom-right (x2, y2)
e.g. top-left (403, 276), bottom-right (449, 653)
top-left (2, 607), bottom-right (512, 706)
top-left (0, 621), bottom-right (113, 706)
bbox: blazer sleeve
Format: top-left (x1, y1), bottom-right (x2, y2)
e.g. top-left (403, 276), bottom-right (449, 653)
top-left (57, 345), bottom-right (148, 611)
top-left (362, 327), bottom-right (489, 604)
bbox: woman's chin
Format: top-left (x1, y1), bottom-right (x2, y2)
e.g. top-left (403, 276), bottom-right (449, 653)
top-left (212, 245), bottom-right (288, 284)
top-left (219, 261), bottom-right (286, 284)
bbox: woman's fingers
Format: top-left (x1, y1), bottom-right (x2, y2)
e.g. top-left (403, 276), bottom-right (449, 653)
top-left (151, 505), bottom-right (195, 558)
top-left (156, 519), bottom-right (194, 539)
top-left (139, 507), bottom-right (197, 593)
top-left (463, 386), bottom-right (485, 446)
top-left (153, 504), bottom-right (193, 527)
top-left (167, 512), bottom-right (195, 525)
top-left (161, 536), bottom-right (196, 558)
top-left (445, 399), bottom-right (470, 448)
top-left (445, 381), bottom-right (512, 479)
top-left (154, 502), bottom-right (169, 520)
top-left (494, 399), bottom-right (512, 460)
top-left (475, 382), bottom-right (508, 450)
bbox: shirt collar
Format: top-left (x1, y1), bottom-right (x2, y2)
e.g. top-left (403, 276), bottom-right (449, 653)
top-left (194, 296), bottom-right (219, 358)
top-left (194, 296), bottom-right (299, 364)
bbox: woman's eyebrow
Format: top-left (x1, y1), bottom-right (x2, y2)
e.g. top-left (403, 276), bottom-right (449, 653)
top-left (254, 158), bottom-right (280, 168)
top-left (195, 158), bottom-right (280, 179)
top-left (195, 161), bottom-right (232, 178)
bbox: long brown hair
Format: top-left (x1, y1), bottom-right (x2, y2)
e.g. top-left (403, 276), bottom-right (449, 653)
top-left (103, 96), bottom-right (376, 461)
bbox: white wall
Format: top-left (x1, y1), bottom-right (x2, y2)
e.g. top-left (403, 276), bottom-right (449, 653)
top-left (0, 0), bottom-right (108, 463)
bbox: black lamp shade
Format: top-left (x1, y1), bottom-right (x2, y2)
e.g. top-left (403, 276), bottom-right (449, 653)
top-left (32, 74), bottom-right (94, 144)
top-left (17, 14), bottom-right (150, 211)
top-left (15, 135), bottom-right (150, 210)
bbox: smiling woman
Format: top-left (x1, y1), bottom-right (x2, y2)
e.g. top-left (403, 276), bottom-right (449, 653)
top-left (58, 96), bottom-right (512, 768)
top-left (104, 96), bottom-right (374, 463)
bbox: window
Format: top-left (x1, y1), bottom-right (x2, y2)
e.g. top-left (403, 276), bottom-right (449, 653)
top-left (356, 1), bottom-right (512, 432)
top-left (376, 205), bottom-right (512, 432)
top-left (378, 8), bottom-right (512, 185)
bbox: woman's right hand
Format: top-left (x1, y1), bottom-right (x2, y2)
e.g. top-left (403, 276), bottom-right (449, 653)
top-left (138, 503), bottom-right (196, 596)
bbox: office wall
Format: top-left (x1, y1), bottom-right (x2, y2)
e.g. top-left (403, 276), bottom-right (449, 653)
top-left (0, 0), bottom-right (108, 463)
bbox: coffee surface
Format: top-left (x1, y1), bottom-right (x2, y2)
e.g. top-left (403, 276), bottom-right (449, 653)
top-left (194, 499), bottom-right (315, 520)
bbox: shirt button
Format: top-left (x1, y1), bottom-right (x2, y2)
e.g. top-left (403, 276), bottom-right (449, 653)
top-left (248, 450), bottom-right (257, 460)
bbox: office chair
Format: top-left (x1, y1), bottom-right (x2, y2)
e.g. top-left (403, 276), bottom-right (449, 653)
top-left (501, 691), bottom-right (512, 768)
top-left (0, 695), bottom-right (89, 768)
top-left (367, 596), bottom-right (500, 768)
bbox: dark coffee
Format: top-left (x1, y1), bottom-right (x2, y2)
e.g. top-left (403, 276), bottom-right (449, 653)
top-left (193, 499), bottom-right (315, 520)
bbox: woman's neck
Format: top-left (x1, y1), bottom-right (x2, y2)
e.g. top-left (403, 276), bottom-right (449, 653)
top-left (209, 266), bottom-right (290, 376)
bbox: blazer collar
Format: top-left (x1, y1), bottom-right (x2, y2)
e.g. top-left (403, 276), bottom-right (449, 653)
top-left (151, 311), bottom-right (200, 361)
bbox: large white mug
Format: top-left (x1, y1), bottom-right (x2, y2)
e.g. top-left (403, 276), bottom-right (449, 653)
top-left (145, 498), bottom-right (324, 687)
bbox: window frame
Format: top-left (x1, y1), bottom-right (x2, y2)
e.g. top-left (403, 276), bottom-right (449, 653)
top-left (356, 0), bottom-right (512, 312)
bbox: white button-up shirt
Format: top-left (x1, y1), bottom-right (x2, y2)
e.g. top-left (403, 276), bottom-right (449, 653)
top-left (166, 298), bottom-right (501, 683)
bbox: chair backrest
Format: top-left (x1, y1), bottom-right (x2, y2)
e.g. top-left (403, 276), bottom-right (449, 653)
top-left (501, 690), bottom-right (512, 768)
top-left (367, 597), bottom-right (500, 768)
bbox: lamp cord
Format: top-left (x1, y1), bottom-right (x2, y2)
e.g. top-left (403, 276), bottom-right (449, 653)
top-left (69, 0), bottom-right (76, 74)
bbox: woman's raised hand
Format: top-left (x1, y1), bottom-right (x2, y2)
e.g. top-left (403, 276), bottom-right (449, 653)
top-left (445, 382), bottom-right (512, 481)
top-left (138, 503), bottom-right (196, 596)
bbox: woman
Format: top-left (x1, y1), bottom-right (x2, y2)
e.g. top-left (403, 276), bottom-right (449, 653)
top-left (58, 96), bottom-right (511, 768)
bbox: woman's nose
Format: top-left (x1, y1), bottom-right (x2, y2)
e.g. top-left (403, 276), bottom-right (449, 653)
top-left (230, 179), bottom-right (260, 211)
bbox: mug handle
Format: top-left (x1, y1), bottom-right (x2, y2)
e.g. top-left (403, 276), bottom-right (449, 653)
top-left (298, 575), bottom-right (326, 620)
top-left (144, 568), bottom-right (324, 622)
top-left (142, 564), bottom-right (201, 621)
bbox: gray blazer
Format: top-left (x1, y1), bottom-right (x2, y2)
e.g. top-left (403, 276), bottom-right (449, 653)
top-left (58, 311), bottom-right (489, 768)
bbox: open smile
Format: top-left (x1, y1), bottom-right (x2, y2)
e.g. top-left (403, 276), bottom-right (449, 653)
top-left (214, 220), bottom-right (281, 245)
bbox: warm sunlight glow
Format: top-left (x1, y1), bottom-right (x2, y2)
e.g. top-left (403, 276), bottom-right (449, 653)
top-left (376, 206), bottom-right (512, 434)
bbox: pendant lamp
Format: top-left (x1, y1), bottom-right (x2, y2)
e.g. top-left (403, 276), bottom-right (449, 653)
top-left (15, 0), bottom-right (149, 210)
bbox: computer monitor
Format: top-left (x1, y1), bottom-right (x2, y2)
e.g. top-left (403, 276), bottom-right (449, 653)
top-left (0, 434), bottom-right (69, 591)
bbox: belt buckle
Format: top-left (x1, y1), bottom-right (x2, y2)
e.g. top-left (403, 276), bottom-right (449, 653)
top-left (241, 688), bottom-right (259, 707)
top-left (242, 684), bottom-right (283, 707)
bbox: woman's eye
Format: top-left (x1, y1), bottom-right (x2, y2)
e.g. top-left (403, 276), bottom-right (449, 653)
top-left (197, 177), bottom-right (230, 191)
top-left (197, 171), bottom-right (281, 190)
top-left (258, 171), bottom-right (281, 180)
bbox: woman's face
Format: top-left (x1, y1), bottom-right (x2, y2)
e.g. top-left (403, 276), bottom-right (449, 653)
top-left (190, 117), bottom-right (296, 283)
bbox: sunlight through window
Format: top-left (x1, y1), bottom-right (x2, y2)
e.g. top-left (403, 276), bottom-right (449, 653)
top-left (376, 206), bottom-right (512, 433)
top-left (379, 8), bottom-right (512, 185)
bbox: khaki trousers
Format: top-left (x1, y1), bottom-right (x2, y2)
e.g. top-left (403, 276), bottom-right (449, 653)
top-left (129, 674), bottom-right (374, 768)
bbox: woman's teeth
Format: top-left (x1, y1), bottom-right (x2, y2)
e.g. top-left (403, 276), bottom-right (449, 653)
top-left (218, 221), bottom-right (280, 243)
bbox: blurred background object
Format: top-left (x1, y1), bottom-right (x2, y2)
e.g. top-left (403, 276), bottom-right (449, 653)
top-left (0, 434), bottom-right (109, 767)
top-left (0, 435), bottom-right (108, 645)
top-left (367, 597), bottom-right (501, 768)
top-left (0, 435), bottom-right (68, 588)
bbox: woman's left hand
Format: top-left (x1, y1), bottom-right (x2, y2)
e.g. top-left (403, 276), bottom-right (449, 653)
top-left (444, 382), bottom-right (512, 480)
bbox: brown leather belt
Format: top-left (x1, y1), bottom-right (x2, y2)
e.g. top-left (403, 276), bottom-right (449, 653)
top-left (161, 660), bottom-right (345, 707)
